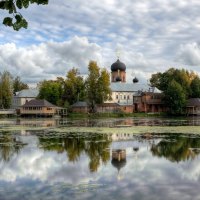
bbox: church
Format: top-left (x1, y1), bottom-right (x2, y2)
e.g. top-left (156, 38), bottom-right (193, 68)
top-left (72, 59), bottom-right (167, 114)
top-left (104, 59), bottom-right (167, 113)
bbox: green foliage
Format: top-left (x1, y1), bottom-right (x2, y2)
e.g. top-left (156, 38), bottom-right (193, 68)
top-left (151, 134), bottom-right (200, 162)
top-left (165, 80), bottom-right (186, 115)
top-left (38, 78), bottom-right (64, 106)
top-left (190, 76), bottom-right (200, 98)
top-left (13, 76), bottom-right (29, 94)
top-left (85, 61), bottom-right (111, 112)
top-left (38, 132), bottom-right (111, 172)
top-left (1, 0), bottom-right (48, 30)
top-left (63, 68), bottom-right (85, 106)
top-left (150, 68), bottom-right (193, 97)
top-left (150, 68), bottom-right (200, 115)
top-left (0, 71), bottom-right (13, 109)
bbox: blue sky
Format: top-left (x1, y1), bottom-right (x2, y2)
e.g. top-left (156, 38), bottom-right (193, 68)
top-left (1, 0), bottom-right (200, 85)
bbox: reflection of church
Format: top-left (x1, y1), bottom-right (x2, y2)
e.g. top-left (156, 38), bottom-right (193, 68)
top-left (107, 58), bottom-right (167, 113)
top-left (111, 149), bottom-right (127, 179)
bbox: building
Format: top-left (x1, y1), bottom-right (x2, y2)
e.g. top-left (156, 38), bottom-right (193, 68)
top-left (186, 98), bottom-right (200, 115)
top-left (20, 99), bottom-right (66, 117)
top-left (12, 89), bottom-right (39, 109)
top-left (107, 58), bottom-right (166, 113)
top-left (71, 101), bottom-right (89, 113)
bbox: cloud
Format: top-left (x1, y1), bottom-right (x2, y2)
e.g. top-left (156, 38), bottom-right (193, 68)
top-left (1, 0), bottom-right (200, 84)
top-left (176, 42), bottom-right (200, 66)
top-left (0, 36), bottom-right (102, 84)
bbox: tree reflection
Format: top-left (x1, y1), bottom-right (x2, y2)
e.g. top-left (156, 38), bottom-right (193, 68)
top-left (38, 133), bottom-right (112, 172)
top-left (151, 134), bottom-right (200, 162)
top-left (0, 132), bottom-right (26, 162)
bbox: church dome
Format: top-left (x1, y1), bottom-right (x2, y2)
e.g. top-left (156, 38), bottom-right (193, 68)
top-left (133, 77), bottom-right (139, 83)
top-left (116, 76), bottom-right (122, 82)
top-left (111, 59), bottom-right (126, 72)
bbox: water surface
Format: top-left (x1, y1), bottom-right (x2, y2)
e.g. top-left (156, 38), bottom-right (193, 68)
top-left (0, 129), bottom-right (200, 200)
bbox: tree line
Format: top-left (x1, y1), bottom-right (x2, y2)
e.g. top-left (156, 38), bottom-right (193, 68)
top-left (0, 61), bottom-right (111, 111)
top-left (37, 61), bottom-right (111, 112)
top-left (1, 62), bottom-right (200, 115)
top-left (150, 68), bottom-right (200, 115)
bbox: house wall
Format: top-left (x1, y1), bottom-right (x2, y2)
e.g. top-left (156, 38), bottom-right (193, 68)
top-left (72, 107), bottom-right (88, 113)
top-left (96, 105), bottom-right (120, 113)
top-left (187, 107), bottom-right (200, 115)
top-left (20, 107), bottom-right (57, 115)
top-left (110, 91), bottom-right (134, 105)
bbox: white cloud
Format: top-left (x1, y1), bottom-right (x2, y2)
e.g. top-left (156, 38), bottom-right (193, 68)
top-left (1, 0), bottom-right (200, 84)
top-left (0, 36), bottom-right (102, 84)
top-left (176, 42), bottom-right (200, 66)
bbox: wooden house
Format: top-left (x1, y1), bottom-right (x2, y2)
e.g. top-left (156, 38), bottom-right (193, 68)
top-left (71, 101), bottom-right (89, 113)
top-left (186, 98), bottom-right (200, 115)
top-left (20, 99), bottom-right (66, 117)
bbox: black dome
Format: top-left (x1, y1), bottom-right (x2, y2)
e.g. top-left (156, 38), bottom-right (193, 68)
top-left (111, 159), bottom-right (126, 171)
top-left (133, 77), bottom-right (139, 83)
top-left (116, 76), bottom-right (122, 82)
top-left (111, 59), bottom-right (126, 72)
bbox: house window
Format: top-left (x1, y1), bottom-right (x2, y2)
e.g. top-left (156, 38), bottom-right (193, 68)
top-left (124, 95), bottom-right (126, 99)
top-left (116, 95), bottom-right (118, 99)
top-left (47, 108), bottom-right (52, 110)
top-left (120, 95), bottom-right (122, 100)
top-left (127, 95), bottom-right (129, 99)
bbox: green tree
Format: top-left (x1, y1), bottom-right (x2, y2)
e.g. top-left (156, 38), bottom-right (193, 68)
top-left (13, 76), bottom-right (29, 94)
top-left (63, 68), bottom-right (85, 106)
top-left (190, 76), bottom-right (200, 98)
top-left (86, 61), bottom-right (111, 112)
top-left (0, 71), bottom-right (13, 109)
top-left (1, 0), bottom-right (48, 30)
top-left (150, 68), bottom-right (192, 97)
top-left (165, 80), bottom-right (186, 115)
top-left (38, 78), bottom-right (63, 106)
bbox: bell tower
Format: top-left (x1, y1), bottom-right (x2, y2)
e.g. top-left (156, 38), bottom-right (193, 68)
top-left (111, 59), bottom-right (126, 82)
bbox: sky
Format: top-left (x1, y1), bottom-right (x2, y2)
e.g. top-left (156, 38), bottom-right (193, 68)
top-left (1, 0), bottom-right (200, 85)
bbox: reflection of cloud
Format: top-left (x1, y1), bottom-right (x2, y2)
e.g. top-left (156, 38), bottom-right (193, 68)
top-left (1, 136), bottom-right (200, 199)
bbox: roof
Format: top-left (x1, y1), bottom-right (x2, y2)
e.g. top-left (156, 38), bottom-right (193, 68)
top-left (111, 59), bottom-right (126, 72)
top-left (71, 101), bottom-right (88, 107)
top-left (22, 99), bottom-right (57, 107)
top-left (110, 82), bottom-right (154, 92)
top-left (15, 89), bottom-right (39, 98)
top-left (187, 98), bottom-right (200, 107)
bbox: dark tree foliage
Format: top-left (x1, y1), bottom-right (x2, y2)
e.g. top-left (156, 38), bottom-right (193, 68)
top-left (190, 76), bottom-right (200, 98)
top-left (37, 79), bottom-right (64, 106)
top-left (164, 80), bottom-right (186, 115)
top-left (0, 0), bottom-right (48, 30)
top-left (150, 68), bottom-right (193, 97)
top-left (13, 76), bottom-right (29, 94)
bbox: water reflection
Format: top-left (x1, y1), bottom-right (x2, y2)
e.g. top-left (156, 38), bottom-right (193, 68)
top-left (38, 133), bottom-right (112, 172)
top-left (1, 131), bottom-right (200, 199)
top-left (1, 116), bottom-right (200, 128)
top-left (151, 134), bottom-right (200, 162)
top-left (0, 132), bottom-right (26, 162)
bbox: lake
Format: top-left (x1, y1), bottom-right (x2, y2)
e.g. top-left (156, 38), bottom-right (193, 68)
top-left (0, 117), bottom-right (200, 200)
